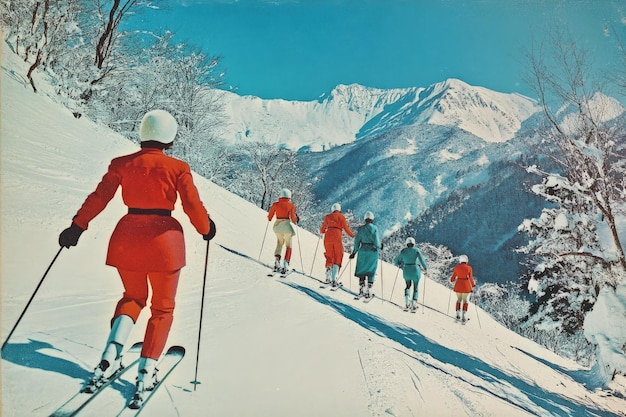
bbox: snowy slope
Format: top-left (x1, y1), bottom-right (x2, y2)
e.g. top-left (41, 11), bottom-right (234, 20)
top-left (220, 81), bottom-right (539, 151)
top-left (2, 55), bottom-right (626, 417)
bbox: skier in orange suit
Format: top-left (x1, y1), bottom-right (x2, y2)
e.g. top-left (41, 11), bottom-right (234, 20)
top-left (319, 203), bottom-right (354, 286)
top-left (58, 109), bottom-right (215, 404)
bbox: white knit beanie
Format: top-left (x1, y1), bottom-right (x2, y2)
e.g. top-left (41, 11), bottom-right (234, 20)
top-left (139, 110), bottom-right (178, 143)
top-left (331, 203), bottom-right (341, 212)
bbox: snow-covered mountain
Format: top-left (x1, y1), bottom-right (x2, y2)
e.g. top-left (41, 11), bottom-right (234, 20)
top-left (2, 46), bottom-right (626, 417)
top-left (220, 79), bottom-right (540, 151)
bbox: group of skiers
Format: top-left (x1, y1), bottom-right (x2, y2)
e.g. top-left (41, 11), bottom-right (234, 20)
top-left (57, 109), bottom-right (475, 408)
top-left (268, 188), bottom-right (475, 318)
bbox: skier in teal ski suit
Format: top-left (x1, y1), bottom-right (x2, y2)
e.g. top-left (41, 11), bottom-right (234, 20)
top-left (349, 211), bottom-right (381, 298)
top-left (393, 237), bottom-right (427, 311)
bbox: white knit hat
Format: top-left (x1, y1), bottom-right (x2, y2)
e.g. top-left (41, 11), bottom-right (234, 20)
top-left (139, 110), bottom-right (178, 143)
top-left (406, 237), bottom-right (416, 245)
top-left (331, 203), bottom-right (341, 212)
top-left (459, 254), bottom-right (469, 263)
top-left (279, 188), bottom-right (292, 198)
top-left (364, 211), bottom-right (375, 221)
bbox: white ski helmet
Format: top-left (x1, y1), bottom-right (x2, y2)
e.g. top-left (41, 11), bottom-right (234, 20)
top-left (279, 188), bottom-right (292, 198)
top-left (364, 211), bottom-right (375, 221)
top-left (139, 110), bottom-right (178, 144)
top-left (459, 254), bottom-right (469, 263)
top-left (406, 237), bottom-right (416, 245)
top-left (331, 202), bottom-right (341, 212)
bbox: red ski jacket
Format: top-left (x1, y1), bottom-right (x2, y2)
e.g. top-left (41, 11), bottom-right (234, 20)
top-left (450, 263), bottom-right (475, 293)
top-left (267, 197), bottom-right (298, 223)
top-left (73, 148), bottom-right (210, 271)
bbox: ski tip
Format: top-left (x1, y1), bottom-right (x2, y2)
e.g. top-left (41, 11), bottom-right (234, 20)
top-left (130, 341), bottom-right (143, 351)
top-left (167, 345), bottom-right (186, 355)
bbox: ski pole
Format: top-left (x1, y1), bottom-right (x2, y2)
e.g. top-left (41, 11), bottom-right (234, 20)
top-left (191, 240), bottom-right (210, 391)
top-left (472, 293), bottom-right (482, 329)
top-left (389, 267), bottom-right (401, 303)
top-left (295, 224), bottom-right (304, 273)
top-left (422, 271), bottom-right (426, 315)
top-left (380, 254), bottom-right (384, 303)
top-left (257, 221), bottom-right (269, 261)
top-left (2, 247), bottom-right (64, 353)
top-left (447, 287), bottom-right (453, 316)
top-left (337, 257), bottom-right (352, 280)
top-left (309, 236), bottom-right (321, 276)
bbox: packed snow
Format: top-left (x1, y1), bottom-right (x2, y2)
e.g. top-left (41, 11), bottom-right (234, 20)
top-left (2, 51), bottom-right (626, 417)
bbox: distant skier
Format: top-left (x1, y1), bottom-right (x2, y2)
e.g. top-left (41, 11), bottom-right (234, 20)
top-left (450, 254), bottom-right (475, 323)
top-left (58, 110), bottom-right (216, 404)
top-left (349, 211), bottom-right (382, 298)
top-left (393, 237), bottom-right (428, 311)
top-left (319, 203), bottom-right (355, 286)
top-left (267, 188), bottom-right (299, 274)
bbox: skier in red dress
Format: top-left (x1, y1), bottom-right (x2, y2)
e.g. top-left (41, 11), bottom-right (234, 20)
top-left (319, 203), bottom-right (354, 286)
top-left (450, 255), bottom-right (475, 323)
top-left (58, 110), bottom-right (216, 402)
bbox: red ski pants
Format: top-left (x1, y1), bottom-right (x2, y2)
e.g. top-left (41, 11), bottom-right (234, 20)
top-left (113, 268), bottom-right (180, 359)
top-left (323, 239), bottom-right (345, 268)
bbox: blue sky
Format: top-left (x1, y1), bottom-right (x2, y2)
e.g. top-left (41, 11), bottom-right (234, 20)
top-left (133, 0), bottom-right (624, 101)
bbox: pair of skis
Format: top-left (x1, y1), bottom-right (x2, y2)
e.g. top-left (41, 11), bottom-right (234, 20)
top-left (354, 292), bottom-right (375, 303)
top-left (319, 281), bottom-right (343, 291)
top-left (403, 305), bottom-right (419, 313)
top-left (267, 265), bottom-right (294, 279)
top-left (50, 343), bottom-right (185, 417)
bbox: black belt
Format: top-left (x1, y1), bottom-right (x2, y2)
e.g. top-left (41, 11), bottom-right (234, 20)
top-left (404, 263), bottom-right (416, 265)
top-left (128, 208), bottom-right (171, 216)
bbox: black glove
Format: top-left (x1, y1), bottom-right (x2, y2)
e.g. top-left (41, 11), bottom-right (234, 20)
top-left (203, 218), bottom-right (217, 241)
top-left (295, 214), bottom-right (300, 224)
top-left (349, 253), bottom-right (356, 259)
top-left (380, 243), bottom-right (384, 250)
top-left (59, 223), bottom-right (84, 248)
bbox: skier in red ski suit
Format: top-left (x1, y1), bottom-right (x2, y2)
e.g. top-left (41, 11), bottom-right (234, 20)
top-left (58, 110), bottom-right (215, 402)
top-left (319, 203), bottom-right (354, 285)
top-left (450, 254), bottom-right (475, 323)
top-left (267, 188), bottom-right (299, 273)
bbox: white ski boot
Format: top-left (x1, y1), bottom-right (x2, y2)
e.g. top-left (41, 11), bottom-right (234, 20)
top-left (129, 357), bottom-right (158, 409)
top-left (83, 315), bottom-right (134, 393)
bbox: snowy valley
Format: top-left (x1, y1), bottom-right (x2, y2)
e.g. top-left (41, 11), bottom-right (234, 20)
top-left (2, 47), bottom-right (626, 417)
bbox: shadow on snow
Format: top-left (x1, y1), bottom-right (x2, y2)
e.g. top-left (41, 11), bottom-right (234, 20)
top-left (1, 339), bottom-right (134, 395)
top-left (283, 281), bottom-right (619, 417)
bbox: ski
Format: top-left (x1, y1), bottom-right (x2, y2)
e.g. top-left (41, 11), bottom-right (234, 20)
top-left (363, 294), bottom-right (375, 303)
top-left (330, 282), bottom-right (343, 291)
top-left (119, 346), bottom-right (185, 415)
top-left (279, 269), bottom-right (294, 279)
top-left (455, 317), bottom-right (470, 324)
top-left (49, 342), bottom-right (143, 417)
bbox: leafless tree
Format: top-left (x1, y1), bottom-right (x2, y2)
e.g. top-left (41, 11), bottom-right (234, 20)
top-left (525, 28), bottom-right (626, 273)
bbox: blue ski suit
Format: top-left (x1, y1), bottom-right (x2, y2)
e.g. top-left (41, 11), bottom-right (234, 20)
top-left (393, 246), bottom-right (428, 302)
top-left (351, 222), bottom-right (381, 283)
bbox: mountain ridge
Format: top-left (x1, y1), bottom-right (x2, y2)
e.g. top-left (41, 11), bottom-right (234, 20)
top-left (220, 79), bottom-right (541, 151)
